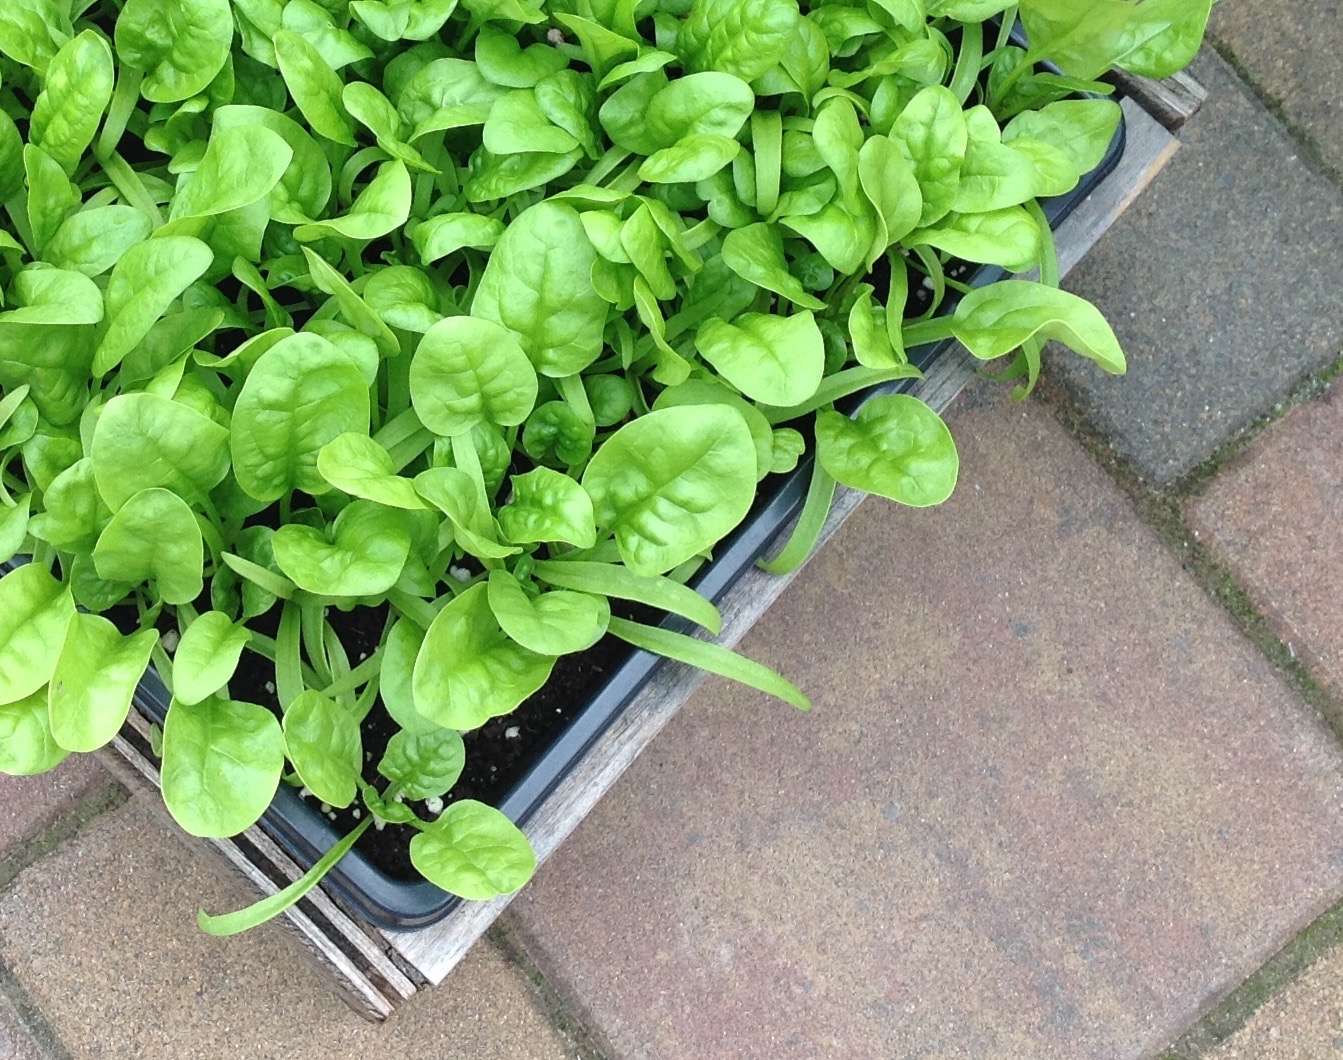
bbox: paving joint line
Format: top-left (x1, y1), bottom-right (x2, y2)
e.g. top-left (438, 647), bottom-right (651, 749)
top-left (0, 957), bottom-right (75, 1060)
top-left (486, 913), bottom-right (615, 1060)
top-left (1036, 367), bottom-right (1343, 1055)
top-left (0, 779), bottom-right (128, 894)
top-left (1158, 893), bottom-right (1343, 1058)
top-left (1206, 38), bottom-right (1343, 194)
top-left (1038, 370), bottom-right (1343, 739)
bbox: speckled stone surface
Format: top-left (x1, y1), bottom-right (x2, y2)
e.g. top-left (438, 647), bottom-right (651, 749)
top-left (509, 385), bottom-right (1343, 1060)
top-left (0, 796), bottom-right (572, 1060)
top-left (1210, 0), bottom-right (1343, 177)
top-left (1186, 381), bottom-right (1343, 697)
top-left (0, 757), bottom-right (112, 862)
top-left (0, 995), bottom-right (43, 1060)
top-left (1206, 943), bottom-right (1343, 1059)
top-left (1046, 50), bottom-right (1343, 484)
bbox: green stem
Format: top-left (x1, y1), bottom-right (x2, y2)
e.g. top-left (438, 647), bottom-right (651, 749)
top-left (275, 600), bottom-right (304, 710)
top-left (387, 588), bottom-right (441, 631)
top-left (1025, 199), bottom-right (1059, 287)
top-left (96, 66), bottom-right (144, 160)
top-left (197, 817), bottom-right (375, 937)
top-left (761, 365), bottom-right (923, 425)
top-left (949, 22), bottom-right (984, 105)
top-left (901, 316), bottom-right (958, 349)
top-left (321, 650), bottom-right (383, 700)
top-left (98, 151), bottom-right (162, 227)
top-left (757, 462), bottom-right (836, 575)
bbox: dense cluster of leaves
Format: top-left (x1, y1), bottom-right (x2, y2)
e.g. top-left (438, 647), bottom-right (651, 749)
top-left (0, 0), bottom-right (1209, 931)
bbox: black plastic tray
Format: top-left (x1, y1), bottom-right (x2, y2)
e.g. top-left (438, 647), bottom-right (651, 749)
top-left (122, 109), bottom-right (1129, 929)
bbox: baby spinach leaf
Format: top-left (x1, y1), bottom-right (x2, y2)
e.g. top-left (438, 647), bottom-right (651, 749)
top-left (173, 611), bottom-right (252, 706)
top-left (294, 160), bottom-right (411, 242)
top-left (378, 727), bottom-right (465, 799)
top-left (0, 688), bottom-right (68, 776)
top-left (272, 500), bottom-right (412, 597)
top-left (273, 30), bottom-right (355, 145)
top-left (639, 134), bottom-right (740, 184)
top-left (414, 466), bottom-right (519, 559)
top-left (816, 394), bottom-right (958, 507)
top-left (43, 206), bottom-right (152, 277)
top-left (231, 332), bottom-right (371, 502)
top-left (498, 466), bottom-right (596, 548)
top-left (486, 571), bottom-right (610, 655)
top-left (857, 135), bottom-right (922, 263)
top-left (910, 206), bottom-right (1041, 271)
top-left (212, 105), bottom-right (333, 224)
top-left (472, 201), bottom-right (607, 377)
top-left (90, 392), bottom-right (231, 510)
top-left (92, 236), bottom-right (214, 377)
top-left (483, 90), bottom-right (581, 156)
top-left (161, 695), bottom-right (285, 838)
top-left (582, 405), bottom-right (756, 575)
top-left (93, 487), bottom-right (204, 604)
top-left (0, 267), bottom-right (103, 326)
top-left (0, 563), bottom-right (75, 706)
top-left (645, 72), bottom-right (755, 149)
top-left (409, 799), bottom-right (535, 899)
top-left (409, 315), bottom-right (538, 436)
top-left (677, 0), bottom-right (800, 81)
top-left (475, 26), bottom-right (566, 87)
top-left (30, 31), bottom-right (115, 176)
top-left (0, 496), bottom-right (31, 565)
top-left (1113, 0), bottom-right (1212, 80)
top-left (1017, 0), bottom-right (1136, 81)
top-left (720, 224), bottom-right (825, 310)
top-left (317, 433), bottom-right (426, 510)
top-left (952, 279), bottom-right (1126, 373)
top-left (1002, 99), bottom-right (1123, 175)
top-left (411, 213), bottom-right (504, 264)
top-left (48, 614), bottom-right (157, 752)
top-left (379, 618), bottom-right (439, 734)
top-left (115, 0), bottom-right (233, 103)
top-left (890, 85), bottom-right (967, 227)
top-left (695, 310), bottom-right (824, 407)
top-left (168, 125), bottom-right (292, 223)
top-left (283, 689), bottom-right (362, 808)
top-left (412, 582), bottom-right (555, 730)
top-left (0, 0), bottom-right (72, 75)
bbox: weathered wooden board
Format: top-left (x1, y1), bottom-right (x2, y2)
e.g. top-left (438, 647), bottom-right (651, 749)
top-left (103, 89), bottom-right (1191, 1012)
top-left (382, 93), bottom-right (1182, 984)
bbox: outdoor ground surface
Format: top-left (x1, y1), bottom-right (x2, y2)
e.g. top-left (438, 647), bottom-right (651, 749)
top-left (2, 5), bottom-right (1342, 1058)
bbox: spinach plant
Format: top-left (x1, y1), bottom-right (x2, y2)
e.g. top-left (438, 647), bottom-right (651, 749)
top-left (0, 0), bottom-right (1210, 933)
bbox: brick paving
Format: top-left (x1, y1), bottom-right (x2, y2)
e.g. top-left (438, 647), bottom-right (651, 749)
top-left (1187, 382), bottom-right (1343, 699)
top-left (510, 388), bottom-right (1343, 1059)
top-left (1, 26), bottom-right (1343, 1060)
top-left (0, 797), bottom-right (573, 1060)
top-left (0, 759), bottom-right (113, 864)
top-left (1046, 51), bottom-right (1343, 484)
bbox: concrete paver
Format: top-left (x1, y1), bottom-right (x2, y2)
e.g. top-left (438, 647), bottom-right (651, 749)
top-left (0, 757), bottom-right (114, 864)
top-left (0, 796), bottom-right (572, 1060)
top-left (509, 386), bottom-right (1343, 1059)
top-left (1186, 381), bottom-right (1343, 698)
top-left (1047, 50), bottom-right (1343, 484)
top-left (1210, 0), bottom-right (1343, 178)
top-left (1206, 943), bottom-right (1343, 1059)
top-left (0, 993), bottom-right (44, 1060)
